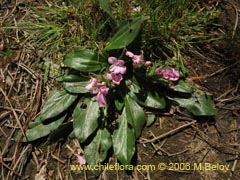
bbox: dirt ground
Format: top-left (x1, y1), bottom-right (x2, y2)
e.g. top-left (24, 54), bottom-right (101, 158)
top-left (1, 0), bottom-right (240, 180)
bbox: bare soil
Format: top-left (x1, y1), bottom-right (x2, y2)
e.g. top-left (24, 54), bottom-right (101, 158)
top-left (1, 1), bottom-right (240, 180)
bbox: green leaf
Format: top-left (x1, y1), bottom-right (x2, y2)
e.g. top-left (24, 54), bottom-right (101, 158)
top-left (63, 78), bottom-right (89, 94)
top-left (69, 131), bottom-right (76, 139)
top-left (63, 49), bottom-right (106, 72)
top-left (112, 107), bottom-right (135, 165)
top-left (40, 89), bottom-right (77, 121)
top-left (125, 95), bottom-right (146, 138)
top-left (43, 61), bottom-right (64, 82)
top-left (21, 114), bottom-right (66, 142)
top-left (104, 16), bottom-right (149, 50)
top-left (99, 0), bottom-right (115, 22)
top-left (171, 91), bottom-right (217, 116)
top-left (128, 77), bottom-right (143, 101)
top-left (73, 98), bottom-right (100, 143)
top-left (61, 74), bottom-right (89, 93)
top-left (140, 91), bottom-right (166, 109)
top-left (61, 74), bottom-right (86, 82)
top-left (114, 97), bottom-right (124, 111)
top-left (146, 114), bottom-right (156, 127)
top-left (129, 79), bottom-right (141, 94)
top-left (173, 80), bottom-right (194, 93)
top-left (29, 115), bottom-right (42, 128)
top-left (129, 80), bottom-right (166, 109)
top-left (48, 121), bottom-right (73, 142)
top-left (29, 89), bottom-right (77, 128)
top-left (84, 128), bottom-right (112, 175)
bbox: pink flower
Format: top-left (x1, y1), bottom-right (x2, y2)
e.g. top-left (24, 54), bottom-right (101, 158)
top-left (162, 67), bottom-right (180, 81)
top-left (155, 66), bottom-right (164, 75)
top-left (144, 61), bottom-right (152, 67)
top-left (107, 56), bottom-right (126, 85)
top-left (155, 66), bottom-right (180, 81)
top-left (85, 78), bottom-right (98, 90)
top-left (125, 51), bottom-right (134, 58)
top-left (125, 51), bottom-right (143, 67)
top-left (85, 79), bottom-right (109, 107)
top-left (107, 73), bottom-right (123, 85)
top-left (96, 86), bottom-right (109, 107)
top-left (132, 55), bottom-right (143, 67)
top-left (77, 155), bottom-right (86, 165)
top-left (108, 57), bottom-right (126, 74)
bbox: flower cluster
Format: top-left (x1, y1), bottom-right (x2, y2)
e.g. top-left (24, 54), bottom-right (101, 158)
top-left (155, 66), bottom-right (180, 81)
top-left (125, 51), bottom-right (152, 67)
top-left (85, 57), bottom-right (127, 107)
top-left (85, 51), bottom-right (180, 107)
top-left (107, 57), bottom-right (127, 85)
top-left (85, 78), bottom-right (109, 107)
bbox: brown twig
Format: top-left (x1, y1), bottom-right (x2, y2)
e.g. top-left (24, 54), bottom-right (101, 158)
top-left (13, 77), bottom-right (42, 164)
top-left (0, 87), bottom-right (25, 136)
top-left (192, 126), bottom-right (240, 155)
top-left (0, 158), bottom-right (21, 177)
top-left (148, 131), bottom-right (167, 156)
top-left (207, 60), bottom-right (240, 78)
top-left (139, 121), bottom-right (196, 143)
top-left (149, 130), bottom-right (189, 157)
top-left (216, 87), bottom-right (235, 101)
top-left (229, 1), bottom-right (239, 39)
top-left (217, 95), bottom-right (240, 103)
top-left (10, 144), bottom-right (32, 177)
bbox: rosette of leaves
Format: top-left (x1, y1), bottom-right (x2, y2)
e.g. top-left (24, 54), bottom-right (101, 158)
top-left (18, 15), bottom-right (217, 176)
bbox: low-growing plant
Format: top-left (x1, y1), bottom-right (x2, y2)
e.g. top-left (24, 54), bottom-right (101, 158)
top-left (17, 12), bottom-right (217, 175)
